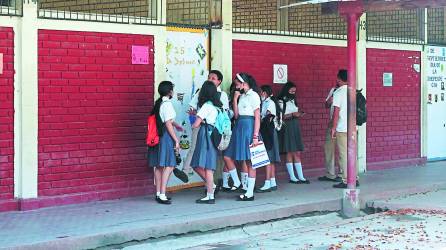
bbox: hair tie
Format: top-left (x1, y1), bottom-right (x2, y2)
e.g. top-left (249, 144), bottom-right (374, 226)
top-left (236, 73), bottom-right (245, 83)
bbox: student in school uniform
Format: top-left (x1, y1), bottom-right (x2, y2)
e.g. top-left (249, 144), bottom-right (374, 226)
top-left (186, 70), bottom-right (229, 194)
top-left (147, 81), bottom-right (182, 205)
top-left (278, 81), bottom-right (310, 184)
top-left (256, 85), bottom-right (281, 192)
top-left (223, 72), bottom-right (261, 201)
top-left (190, 81), bottom-right (223, 204)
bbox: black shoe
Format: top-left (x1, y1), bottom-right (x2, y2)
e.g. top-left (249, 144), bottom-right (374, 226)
top-left (289, 180), bottom-right (300, 184)
top-left (270, 186), bottom-right (277, 191)
top-left (333, 182), bottom-right (347, 188)
top-left (221, 186), bottom-right (233, 192)
top-left (255, 187), bottom-right (271, 193)
top-left (237, 194), bottom-right (254, 201)
top-left (173, 168), bottom-right (189, 183)
top-left (298, 179), bottom-right (310, 184)
top-left (318, 176), bottom-right (338, 182)
top-left (356, 180), bottom-right (360, 187)
top-left (334, 177), bottom-right (342, 182)
top-left (156, 197), bottom-right (172, 204)
top-left (155, 195), bottom-right (171, 201)
top-left (196, 198), bottom-right (215, 204)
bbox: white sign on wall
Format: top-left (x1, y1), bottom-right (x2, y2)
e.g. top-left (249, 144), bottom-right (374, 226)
top-left (273, 64), bottom-right (287, 84)
top-left (426, 46), bottom-right (446, 160)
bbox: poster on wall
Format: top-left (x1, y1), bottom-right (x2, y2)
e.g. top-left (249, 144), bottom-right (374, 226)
top-left (426, 46), bottom-right (446, 160)
top-left (165, 27), bottom-right (209, 189)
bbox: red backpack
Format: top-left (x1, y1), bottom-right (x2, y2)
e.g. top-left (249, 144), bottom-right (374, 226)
top-left (146, 115), bottom-right (160, 147)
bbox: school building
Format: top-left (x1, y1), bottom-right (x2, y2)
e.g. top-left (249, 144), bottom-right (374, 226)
top-left (0, 0), bottom-right (445, 212)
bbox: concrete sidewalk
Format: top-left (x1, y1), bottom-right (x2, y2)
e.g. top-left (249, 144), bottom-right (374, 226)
top-left (0, 161), bottom-right (445, 250)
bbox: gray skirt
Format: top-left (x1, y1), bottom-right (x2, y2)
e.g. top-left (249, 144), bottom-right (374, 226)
top-left (147, 130), bottom-right (176, 167)
top-left (224, 116), bottom-right (254, 161)
top-left (279, 118), bottom-right (304, 153)
top-left (267, 130), bottom-right (281, 163)
top-left (190, 125), bottom-right (217, 171)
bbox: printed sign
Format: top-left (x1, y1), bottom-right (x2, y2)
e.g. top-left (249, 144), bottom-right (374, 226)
top-left (383, 72), bottom-right (393, 87)
top-left (132, 45), bottom-right (149, 64)
top-left (273, 64), bottom-right (287, 84)
top-left (0, 53), bottom-right (3, 74)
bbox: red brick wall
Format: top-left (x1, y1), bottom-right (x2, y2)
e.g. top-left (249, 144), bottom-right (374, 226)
top-left (233, 40), bottom-right (347, 169)
top-left (0, 27), bottom-right (14, 201)
top-left (38, 30), bottom-right (154, 198)
top-left (366, 49), bottom-right (421, 163)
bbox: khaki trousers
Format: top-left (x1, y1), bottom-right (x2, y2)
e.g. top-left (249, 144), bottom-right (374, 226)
top-left (323, 128), bottom-right (338, 179)
top-left (336, 132), bottom-right (358, 183)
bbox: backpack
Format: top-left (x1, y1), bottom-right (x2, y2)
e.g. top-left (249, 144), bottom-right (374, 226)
top-left (356, 89), bottom-right (367, 126)
top-left (146, 114), bottom-right (160, 147)
top-left (206, 107), bottom-right (232, 151)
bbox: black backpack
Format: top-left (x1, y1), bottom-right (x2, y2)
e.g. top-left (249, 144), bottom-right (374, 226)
top-left (356, 89), bottom-right (367, 126)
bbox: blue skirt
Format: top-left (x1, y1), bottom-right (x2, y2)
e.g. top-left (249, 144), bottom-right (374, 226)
top-left (147, 130), bottom-right (176, 167)
top-left (191, 125), bottom-right (217, 170)
top-left (224, 116), bottom-right (254, 161)
top-left (267, 130), bottom-right (281, 163)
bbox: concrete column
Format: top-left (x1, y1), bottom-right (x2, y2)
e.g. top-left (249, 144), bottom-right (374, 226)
top-left (357, 13), bottom-right (367, 173)
top-left (210, 0), bottom-right (232, 91)
top-left (153, 0), bottom-right (167, 98)
top-left (14, 1), bottom-right (39, 199)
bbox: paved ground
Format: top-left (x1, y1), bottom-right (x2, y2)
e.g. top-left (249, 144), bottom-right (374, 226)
top-left (183, 209), bottom-right (446, 250)
top-left (128, 187), bottom-right (446, 250)
top-left (0, 161), bottom-right (445, 250)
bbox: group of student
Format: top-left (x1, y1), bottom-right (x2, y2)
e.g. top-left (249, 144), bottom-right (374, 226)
top-left (148, 69), bottom-right (352, 205)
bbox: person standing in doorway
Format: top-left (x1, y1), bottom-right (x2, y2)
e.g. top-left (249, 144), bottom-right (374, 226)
top-left (331, 69), bottom-right (360, 188)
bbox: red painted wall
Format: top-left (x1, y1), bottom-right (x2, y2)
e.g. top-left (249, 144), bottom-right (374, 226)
top-left (0, 27), bottom-right (15, 201)
top-left (38, 30), bottom-right (154, 200)
top-left (233, 40), bottom-right (348, 169)
top-left (366, 49), bottom-right (421, 164)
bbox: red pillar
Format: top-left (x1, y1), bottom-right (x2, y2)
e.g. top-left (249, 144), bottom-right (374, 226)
top-left (339, 2), bottom-right (364, 190)
top-left (346, 13), bottom-right (360, 189)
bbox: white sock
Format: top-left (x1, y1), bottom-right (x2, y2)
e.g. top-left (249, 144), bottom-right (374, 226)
top-left (294, 162), bottom-right (306, 181)
top-left (208, 192), bottom-right (214, 200)
top-left (213, 183), bottom-right (217, 189)
top-left (159, 193), bottom-right (168, 201)
top-left (222, 172), bottom-right (230, 188)
top-left (156, 192), bottom-right (160, 197)
top-left (270, 178), bottom-right (277, 187)
top-left (229, 169), bottom-right (241, 187)
top-left (245, 177), bottom-right (256, 197)
top-left (260, 180), bottom-right (271, 190)
top-left (241, 172), bottom-right (248, 190)
top-left (286, 163), bottom-right (298, 181)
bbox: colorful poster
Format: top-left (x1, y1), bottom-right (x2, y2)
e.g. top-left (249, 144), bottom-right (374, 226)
top-left (165, 28), bottom-right (209, 189)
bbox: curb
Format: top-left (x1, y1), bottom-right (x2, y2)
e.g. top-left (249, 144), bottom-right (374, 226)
top-left (5, 182), bottom-right (446, 250)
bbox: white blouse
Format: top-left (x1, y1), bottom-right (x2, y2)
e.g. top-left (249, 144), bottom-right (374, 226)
top-left (238, 89), bottom-right (261, 116)
top-left (278, 99), bottom-right (298, 115)
top-left (160, 96), bottom-right (176, 123)
top-left (261, 97), bottom-right (276, 119)
top-left (197, 102), bottom-right (218, 126)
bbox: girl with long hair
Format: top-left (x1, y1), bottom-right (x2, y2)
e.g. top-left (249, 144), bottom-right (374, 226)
top-left (148, 81), bottom-right (182, 205)
top-left (223, 73), bottom-right (261, 201)
top-left (278, 81), bottom-right (310, 184)
top-left (190, 81), bottom-right (223, 204)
